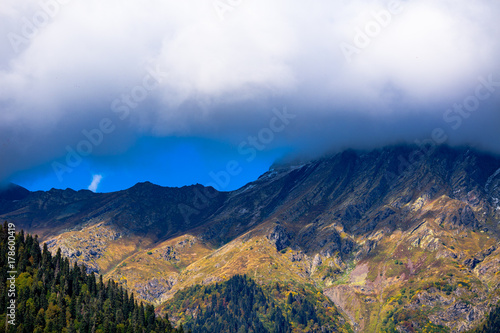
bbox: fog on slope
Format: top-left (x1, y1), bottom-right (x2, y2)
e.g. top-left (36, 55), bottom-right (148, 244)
top-left (1, 0), bottom-right (499, 188)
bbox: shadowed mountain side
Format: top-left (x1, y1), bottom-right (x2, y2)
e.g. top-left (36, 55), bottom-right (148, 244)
top-left (189, 145), bottom-right (500, 252)
top-left (2, 145), bottom-right (500, 248)
top-left (0, 182), bottom-right (227, 241)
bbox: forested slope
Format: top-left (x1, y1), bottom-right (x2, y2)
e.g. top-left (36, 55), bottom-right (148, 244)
top-left (0, 222), bottom-right (182, 333)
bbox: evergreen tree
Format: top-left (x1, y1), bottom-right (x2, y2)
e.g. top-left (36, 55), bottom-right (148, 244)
top-left (0, 225), bottom-right (182, 333)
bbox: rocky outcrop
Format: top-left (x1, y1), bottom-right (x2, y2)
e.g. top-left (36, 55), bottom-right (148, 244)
top-left (431, 301), bottom-right (487, 332)
top-left (312, 254), bottom-right (323, 267)
top-left (477, 259), bottom-right (500, 276)
top-left (161, 246), bottom-right (179, 261)
top-left (464, 257), bottom-right (481, 270)
top-left (459, 206), bottom-right (479, 229)
top-left (414, 291), bottom-right (453, 307)
top-left (408, 225), bottom-right (441, 252)
top-left (134, 277), bottom-right (177, 303)
top-left (478, 246), bottom-right (496, 259)
top-left (436, 250), bottom-right (457, 259)
top-left (267, 224), bottom-right (291, 251)
top-left (290, 251), bottom-right (306, 262)
top-left (202, 276), bottom-right (223, 285)
top-left (355, 239), bottom-right (378, 260)
top-left (463, 245), bottom-right (497, 270)
top-left (317, 231), bottom-right (355, 257)
top-left (340, 205), bottom-right (362, 222)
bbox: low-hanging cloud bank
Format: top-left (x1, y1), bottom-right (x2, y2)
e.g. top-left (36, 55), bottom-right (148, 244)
top-left (1, 0), bottom-right (499, 184)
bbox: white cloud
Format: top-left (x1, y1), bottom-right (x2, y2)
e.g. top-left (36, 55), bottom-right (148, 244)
top-left (1, 0), bottom-right (499, 181)
top-left (1, 0), bottom-right (498, 123)
top-left (88, 174), bottom-right (103, 192)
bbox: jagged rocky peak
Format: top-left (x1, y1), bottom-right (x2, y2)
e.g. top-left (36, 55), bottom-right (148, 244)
top-left (3, 144), bottom-right (500, 244)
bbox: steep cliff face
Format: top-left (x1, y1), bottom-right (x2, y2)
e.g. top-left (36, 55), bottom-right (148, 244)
top-left (2, 145), bottom-right (500, 332)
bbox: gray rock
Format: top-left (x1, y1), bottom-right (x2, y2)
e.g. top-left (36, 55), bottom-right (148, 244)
top-left (463, 257), bottom-right (481, 270)
top-left (312, 254), bottom-right (322, 267)
top-left (267, 224), bottom-right (291, 251)
top-left (415, 291), bottom-right (446, 307)
top-left (459, 205), bottom-right (479, 229)
top-left (478, 246), bottom-right (496, 260)
top-left (291, 252), bottom-right (305, 262)
top-left (162, 246), bottom-right (179, 261)
top-left (436, 250), bottom-right (457, 259)
top-left (134, 278), bottom-right (174, 302)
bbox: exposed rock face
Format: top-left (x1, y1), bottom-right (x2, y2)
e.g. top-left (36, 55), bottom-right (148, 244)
top-left (463, 246), bottom-right (497, 270)
top-left (42, 222), bottom-right (125, 275)
top-left (407, 224), bottom-right (442, 252)
top-left (267, 224), bottom-right (291, 251)
top-left (365, 239), bottom-right (378, 254)
top-left (202, 276), bottom-right (223, 285)
top-left (431, 300), bottom-right (487, 332)
top-left (134, 277), bottom-right (177, 303)
top-left (290, 251), bottom-right (306, 262)
top-left (459, 205), bottom-right (479, 229)
top-left (478, 246), bottom-right (496, 259)
top-left (477, 259), bottom-right (500, 276)
top-left (312, 254), bottom-right (323, 267)
top-left (161, 246), bottom-right (179, 261)
top-left (372, 207), bottom-right (396, 225)
top-left (334, 256), bottom-right (344, 268)
top-left (464, 257), bottom-right (481, 270)
top-left (319, 232), bottom-right (342, 257)
top-left (414, 291), bottom-right (453, 307)
top-left (357, 239), bottom-right (378, 259)
top-left (436, 250), bottom-right (457, 259)
top-left (341, 205), bottom-right (361, 222)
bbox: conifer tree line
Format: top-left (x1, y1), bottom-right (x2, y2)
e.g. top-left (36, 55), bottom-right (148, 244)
top-left (0, 223), bottom-right (351, 333)
top-left (164, 274), bottom-right (352, 333)
top-left (0, 222), bottom-right (183, 333)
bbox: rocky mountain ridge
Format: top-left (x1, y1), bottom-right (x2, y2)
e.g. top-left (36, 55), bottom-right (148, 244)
top-left (2, 144), bottom-right (500, 332)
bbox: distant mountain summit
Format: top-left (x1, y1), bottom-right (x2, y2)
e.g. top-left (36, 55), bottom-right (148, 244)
top-left (0, 182), bottom-right (30, 201)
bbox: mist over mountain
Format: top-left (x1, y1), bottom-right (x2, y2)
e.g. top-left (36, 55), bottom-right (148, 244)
top-left (2, 0), bottom-right (500, 192)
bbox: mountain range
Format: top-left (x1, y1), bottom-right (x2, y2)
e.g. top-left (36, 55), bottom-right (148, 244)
top-left (2, 144), bottom-right (500, 332)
